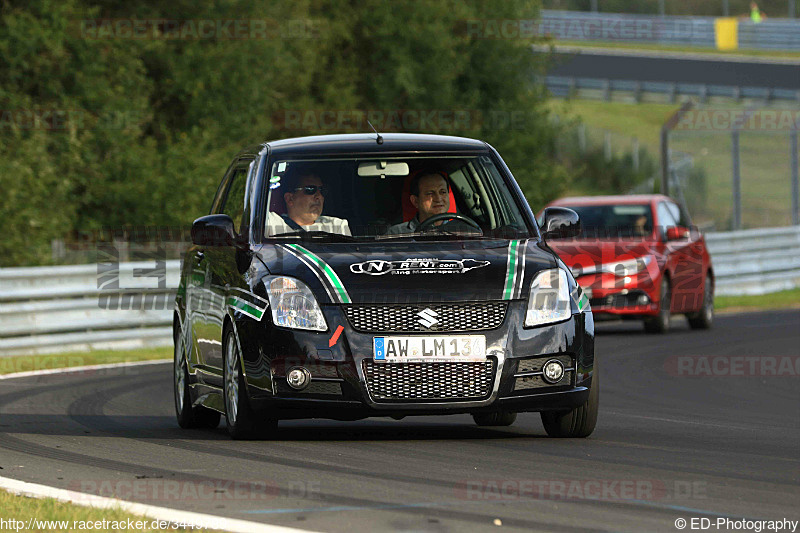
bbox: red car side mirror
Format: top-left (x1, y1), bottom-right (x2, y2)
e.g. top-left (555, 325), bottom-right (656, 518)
top-left (665, 226), bottom-right (690, 241)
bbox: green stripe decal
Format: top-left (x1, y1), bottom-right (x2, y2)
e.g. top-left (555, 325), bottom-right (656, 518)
top-left (503, 240), bottom-right (520, 300)
top-left (578, 293), bottom-right (589, 312)
top-left (228, 297), bottom-right (264, 319)
top-left (286, 244), bottom-right (352, 304)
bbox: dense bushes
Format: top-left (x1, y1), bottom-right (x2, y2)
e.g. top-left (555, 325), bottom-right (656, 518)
top-left (0, 0), bottom-right (577, 266)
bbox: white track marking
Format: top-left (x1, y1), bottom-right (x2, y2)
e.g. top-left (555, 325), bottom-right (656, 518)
top-left (0, 361), bottom-right (316, 532)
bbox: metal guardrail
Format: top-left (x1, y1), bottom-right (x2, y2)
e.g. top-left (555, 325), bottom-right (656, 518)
top-left (544, 75), bottom-right (800, 103)
top-left (540, 10), bottom-right (800, 50)
top-left (705, 226), bottom-right (800, 296)
top-left (1, 230), bottom-right (798, 356)
top-left (0, 261), bottom-right (180, 356)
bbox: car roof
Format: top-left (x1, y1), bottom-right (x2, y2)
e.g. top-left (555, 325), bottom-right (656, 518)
top-left (547, 194), bottom-right (673, 207)
top-left (238, 133), bottom-right (491, 159)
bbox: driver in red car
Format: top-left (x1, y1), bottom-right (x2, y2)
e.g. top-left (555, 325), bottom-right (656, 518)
top-left (386, 171), bottom-right (452, 234)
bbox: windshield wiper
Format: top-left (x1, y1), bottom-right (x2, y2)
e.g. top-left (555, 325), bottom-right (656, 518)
top-left (376, 230), bottom-right (486, 241)
top-left (270, 231), bottom-right (357, 242)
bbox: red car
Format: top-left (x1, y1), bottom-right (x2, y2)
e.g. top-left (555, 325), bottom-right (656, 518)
top-left (542, 195), bottom-right (714, 333)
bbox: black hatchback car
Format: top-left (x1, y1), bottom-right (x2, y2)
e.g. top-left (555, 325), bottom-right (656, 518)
top-left (174, 133), bottom-right (597, 439)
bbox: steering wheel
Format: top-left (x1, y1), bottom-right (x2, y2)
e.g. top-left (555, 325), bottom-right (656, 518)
top-left (417, 213), bottom-right (482, 233)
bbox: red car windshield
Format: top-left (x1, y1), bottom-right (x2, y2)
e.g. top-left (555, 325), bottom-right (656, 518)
top-left (556, 204), bottom-right (653, 239)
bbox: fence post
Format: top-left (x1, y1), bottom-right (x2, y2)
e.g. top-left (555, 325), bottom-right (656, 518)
top-left (731, 129), bottom-right (742, 230)
top-left (791, 127), bottom-right (799, 225)
top-left (661, 101), bottom-right (694, 197)
top-left (632, 137), bottom-right (640, 171)
top-left (661, 129), bottom-right (669, 195)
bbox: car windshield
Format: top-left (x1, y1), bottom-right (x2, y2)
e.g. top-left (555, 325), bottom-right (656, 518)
top-left (556, 204), bottom-right (653, 239)
top-left (263, 155), bottom-right (531, 241)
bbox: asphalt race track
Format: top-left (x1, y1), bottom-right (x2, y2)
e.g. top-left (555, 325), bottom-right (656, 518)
top-left (546, 49), bottom-right (800, 90)
top-left (1, 310), bottom-right (798, 532)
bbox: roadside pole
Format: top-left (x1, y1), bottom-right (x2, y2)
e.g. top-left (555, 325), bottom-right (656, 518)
top-left (661, 101), bottom-right (694, 196)
top-left (731, 128), bottom-right (742, 230)
top-left (791, 126), bottom-right (799, 225)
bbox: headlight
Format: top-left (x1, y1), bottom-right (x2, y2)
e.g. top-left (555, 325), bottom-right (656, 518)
top-left (602, 255), bottom-right (652, 277)
top-left (265, 277), bottom-right (327, 331)
top-left (525, 269), bottom-right (571, 327)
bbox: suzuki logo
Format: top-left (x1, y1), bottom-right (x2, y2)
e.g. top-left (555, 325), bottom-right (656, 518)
top-left (416, 308), bottom-right (439, 329)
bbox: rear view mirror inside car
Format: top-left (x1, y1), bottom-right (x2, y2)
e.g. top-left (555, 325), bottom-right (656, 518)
top-left (357, 161), bottom-right (409, 177)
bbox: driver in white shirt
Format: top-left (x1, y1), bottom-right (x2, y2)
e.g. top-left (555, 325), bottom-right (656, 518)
top-left (267, 173), bottom-right (351, 236)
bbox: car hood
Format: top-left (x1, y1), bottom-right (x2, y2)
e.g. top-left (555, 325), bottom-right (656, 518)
top-left (255, 239), bottom-right (556, 305)
top-left (546, 239), bottom-right (658, 275)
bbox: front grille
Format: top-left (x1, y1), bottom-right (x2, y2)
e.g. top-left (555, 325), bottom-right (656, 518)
top-left (362, 359), bottom-right (496, 401)
top-left (344, 302), bottom-right (507, 332)
top-left (276, 380), bottom-right (342, 396)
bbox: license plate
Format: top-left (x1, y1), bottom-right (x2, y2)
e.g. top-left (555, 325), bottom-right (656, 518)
top-left (373, 336), bottom-right (486, 363)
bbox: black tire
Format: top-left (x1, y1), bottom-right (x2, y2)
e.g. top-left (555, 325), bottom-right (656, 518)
top-left (644, 276), bottom-right (671, 334)
top-left (174, 327), bottom-right (220, 429)
top-left (541, 361), bottom-right (599, 438)
top-left (223, 330), bottom-right (277, 440)
top-left (688, 273), bottom-right (714, 330)
top-left (472, 411), bottom-right (517, 427)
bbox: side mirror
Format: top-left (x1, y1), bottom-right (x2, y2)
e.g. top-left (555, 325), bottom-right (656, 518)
top-left (541, 207), bottom-right (580, 240)
top-left (665, 226), bottom-right (690, 241)
top-left (191, 215), bottom-right (236, 247)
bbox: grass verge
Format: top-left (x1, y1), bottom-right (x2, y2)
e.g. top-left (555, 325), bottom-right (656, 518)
top-left (715, 287), bottom-right (800, 312)
top-left (552, 40), bottom-right (800, 60)
top-left (0, 347), bottom-right (171, 376)
top-left (0, 490), bottom-right (208, 532)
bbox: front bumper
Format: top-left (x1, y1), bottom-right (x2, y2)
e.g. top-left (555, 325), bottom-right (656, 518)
top-left (238, 301), bottom-right (595, 419)
top-left (577, 271), bottom-right (659, 318)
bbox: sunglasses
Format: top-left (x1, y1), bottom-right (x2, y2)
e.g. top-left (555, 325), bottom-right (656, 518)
top-left (293, 185), bottom-right (326, 196)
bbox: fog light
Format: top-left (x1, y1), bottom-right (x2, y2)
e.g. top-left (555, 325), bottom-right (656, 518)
top-left (287, 367), bottom-right (311, 390)
top-left (542, 360), bottom-right (565, 384)
top-left (638, 294), bottom-right (650, 306)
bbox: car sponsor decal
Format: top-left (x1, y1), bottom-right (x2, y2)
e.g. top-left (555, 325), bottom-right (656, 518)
top-left (572, 286), bottom-right (590, 313)
top-left (281, 243), bottom-right (352, 304)
top-left (502, 239), bottom-right (528, 300)
top-left (349, 258), bottom-right (490, 276)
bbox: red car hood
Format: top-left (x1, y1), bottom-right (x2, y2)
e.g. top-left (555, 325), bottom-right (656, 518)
top-left (546, 239), bottom-right (660, 277)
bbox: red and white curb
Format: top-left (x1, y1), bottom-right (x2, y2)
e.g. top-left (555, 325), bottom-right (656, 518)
top-left (0, 361), bottom-right (316, 533)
